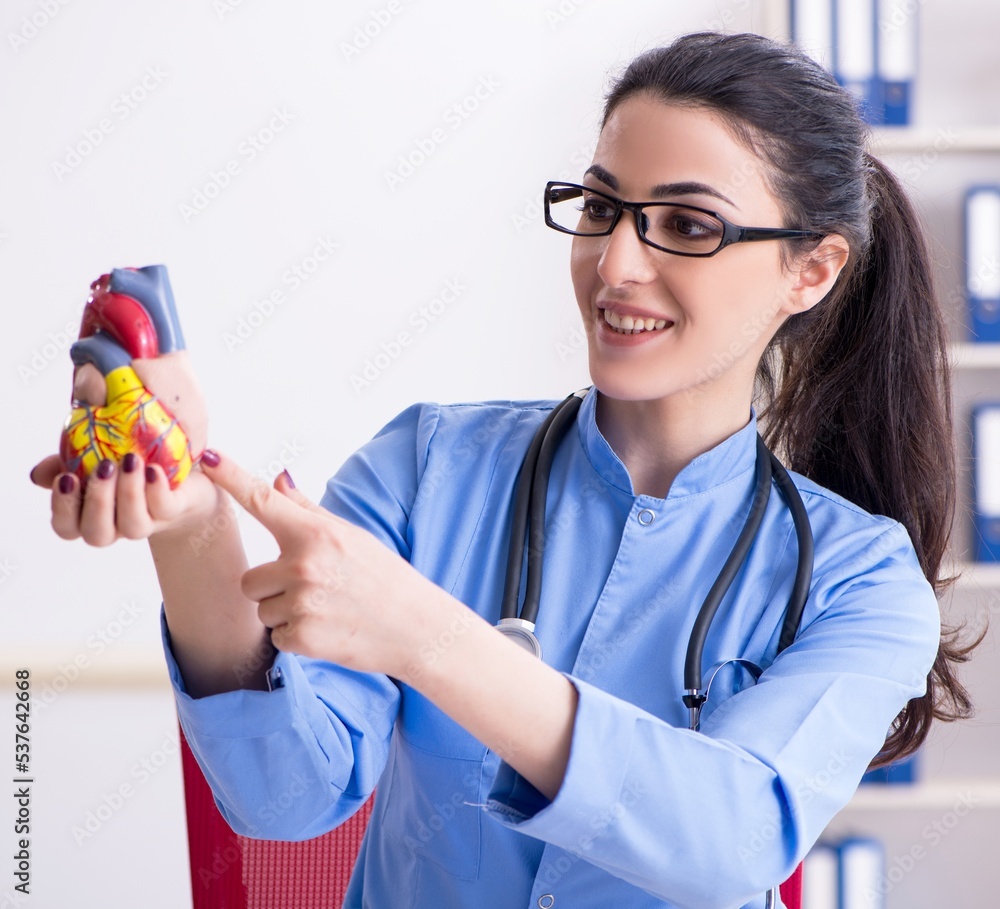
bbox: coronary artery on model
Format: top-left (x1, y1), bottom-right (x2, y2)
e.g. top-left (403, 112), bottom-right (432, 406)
top-left (60, 265), bottom-right (206, 489)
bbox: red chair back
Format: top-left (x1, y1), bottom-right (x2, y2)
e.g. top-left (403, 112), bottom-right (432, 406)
top-left (180, 724), bottom-right (802, 908)
top-left (179, 726), bottom-right (372, 908)
top-left (780, 863), bottom-right (802, 908)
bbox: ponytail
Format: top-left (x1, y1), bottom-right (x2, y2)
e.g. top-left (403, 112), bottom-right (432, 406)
top-left (759, 154), bottom-right (981, 766)
top-left (602, 32), bottom-right (983, 768)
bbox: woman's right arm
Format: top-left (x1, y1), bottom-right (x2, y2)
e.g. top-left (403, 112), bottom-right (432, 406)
top-left (30, 452), bottom-right (273, 697)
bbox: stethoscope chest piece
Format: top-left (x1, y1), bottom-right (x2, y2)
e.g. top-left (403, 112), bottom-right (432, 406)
top-left (496, 618), bottom-right (543, 660)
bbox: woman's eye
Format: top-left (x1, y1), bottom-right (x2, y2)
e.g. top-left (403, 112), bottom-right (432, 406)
top-left (579, 199), bottom-right (616, 221)
top-left (664, 212), bottom-right (721, 238)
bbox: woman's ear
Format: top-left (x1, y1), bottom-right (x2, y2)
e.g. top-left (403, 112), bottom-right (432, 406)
top-left (784, 234), bottom-right (851, 314)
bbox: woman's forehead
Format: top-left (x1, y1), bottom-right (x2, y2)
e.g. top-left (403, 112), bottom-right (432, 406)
top-left (593, 96), bottom-right (776, 215)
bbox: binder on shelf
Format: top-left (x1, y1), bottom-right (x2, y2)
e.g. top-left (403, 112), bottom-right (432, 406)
top-left (973, 404), bottom-right (1000, 562)
top-left (791, 0), bottom-right (835, 70)
top-left (965, 186), bottom-right (1000, 342)
top-left (834, 0), bottom-right (883, 125)
top-left (804, 837), bottom-right (887, 908)
top-left (839, 837), bottom-right (885, 908)
top-left (875, 0), bottom-right (918, 125)
top-left (802, 842), bottom-right (839, 909)
top-left (860, 751), bottom-right (917, 784)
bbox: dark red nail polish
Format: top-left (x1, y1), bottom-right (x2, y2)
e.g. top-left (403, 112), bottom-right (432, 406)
top-left (122, 452), bottom-right (138, 473)
top-left (201, 449), bottom-right (221, 468)
top-left (58, 474), bottom-right (74, 495)
top-left (97, 459), bottom-right (115, 480)
top-left (145, 466), bottom-right (157, 483)
top-left (281, 469), bottom-right (296, 489)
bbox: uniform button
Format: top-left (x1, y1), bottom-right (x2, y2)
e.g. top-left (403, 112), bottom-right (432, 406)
top-left (637, 508), bottom-right (655, 525)
top-left (537, 896), bottom-right (555, 908)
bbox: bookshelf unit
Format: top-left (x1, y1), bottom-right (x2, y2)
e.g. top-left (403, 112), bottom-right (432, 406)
top-left (757, 2), bottom-right (1000, 906)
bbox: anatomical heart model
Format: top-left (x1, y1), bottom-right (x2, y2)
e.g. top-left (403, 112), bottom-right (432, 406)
top-left (60, 265), bottom-right (208, 489)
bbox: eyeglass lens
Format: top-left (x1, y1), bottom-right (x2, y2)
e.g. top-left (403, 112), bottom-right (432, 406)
top-left (547, 185), bottom-right (725, 255)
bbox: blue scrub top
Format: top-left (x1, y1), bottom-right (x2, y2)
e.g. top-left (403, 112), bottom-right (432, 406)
top-left (163, 385), bottom-right (940, 909)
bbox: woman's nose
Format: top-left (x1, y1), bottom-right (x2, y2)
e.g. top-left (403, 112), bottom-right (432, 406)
top-left (596, 211), bottom-right (657, 287)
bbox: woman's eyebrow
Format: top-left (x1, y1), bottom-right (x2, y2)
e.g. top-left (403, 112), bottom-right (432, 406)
top-left (583, 163), bottom-right (739, 210)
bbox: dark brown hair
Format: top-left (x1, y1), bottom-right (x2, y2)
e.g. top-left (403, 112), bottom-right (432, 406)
top-left (602, 31), bottom-right (980, 766)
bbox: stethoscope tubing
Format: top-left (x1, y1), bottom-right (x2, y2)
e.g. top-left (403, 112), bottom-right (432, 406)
top-left (499, 388), bottom-right (809, 909)
top-left (500, 391), bottom-right (585, 624)
top-left (500, 387), bottom-right (813, 722)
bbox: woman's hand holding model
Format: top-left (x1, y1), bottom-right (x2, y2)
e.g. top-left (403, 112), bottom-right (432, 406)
top-left (31, 411), bottom-right (579, 802)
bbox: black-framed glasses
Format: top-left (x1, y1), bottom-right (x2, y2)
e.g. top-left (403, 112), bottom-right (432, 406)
top-left (543, 181), bottom-right (823, 257)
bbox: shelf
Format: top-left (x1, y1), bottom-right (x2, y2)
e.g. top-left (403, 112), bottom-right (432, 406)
top-left (0, 648), bottom-right (170, 689)
top-left (948, 562), bottom-right (1000, 590)
top-left (868, 126), bottom-right (1000, 155)
top-left (948, 343), bottom-right (1000, 369)
top-left (844, 778), bottom-right (1000, 810)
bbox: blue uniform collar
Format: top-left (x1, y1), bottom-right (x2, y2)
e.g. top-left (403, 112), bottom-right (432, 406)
top-left (575, 385), bottom-right (758, 500)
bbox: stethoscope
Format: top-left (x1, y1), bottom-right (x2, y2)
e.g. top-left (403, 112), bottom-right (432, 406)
top-left (495, 387), bottom-right (814, 909)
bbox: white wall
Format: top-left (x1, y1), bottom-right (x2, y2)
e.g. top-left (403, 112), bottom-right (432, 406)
top-left (1, 2), bottom-right (785, 906)
top-left (1, 1), bottom-right (997, 906)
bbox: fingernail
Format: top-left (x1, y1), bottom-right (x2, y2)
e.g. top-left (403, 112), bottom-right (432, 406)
top-left (58, 474), bottom-right (75, 495)
top-left (201, 449), bottom-right (221, 468)
top-left (122, 452), bottom-right (138, 474)
top-left (97, 459), bottom-right (115, 480)
top-left (145, 466), bottom-right (157, 483)
top-left (281, 469), bottom-right (296, 489)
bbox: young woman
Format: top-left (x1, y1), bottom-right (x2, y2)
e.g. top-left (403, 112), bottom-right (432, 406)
top-left (33, 31), bottom-right (975, 909)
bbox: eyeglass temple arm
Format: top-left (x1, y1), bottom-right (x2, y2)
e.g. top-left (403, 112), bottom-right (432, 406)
top-left (738, 227), bottom-right (823, 242)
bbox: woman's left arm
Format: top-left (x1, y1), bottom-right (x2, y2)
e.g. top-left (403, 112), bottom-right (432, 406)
top-left (201, 453), bottom-right (582, 799)
top-left (203, 455), bottom-right (940, 909)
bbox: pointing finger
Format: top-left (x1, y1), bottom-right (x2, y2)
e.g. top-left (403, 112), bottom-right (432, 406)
top-left (273, 469), bottom-right (347, 523)
top-left (198, 449), bottom-right (306, 541)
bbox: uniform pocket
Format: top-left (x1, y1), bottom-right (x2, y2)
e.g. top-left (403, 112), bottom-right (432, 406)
top-left (380, 728), bottom-right (484, 881)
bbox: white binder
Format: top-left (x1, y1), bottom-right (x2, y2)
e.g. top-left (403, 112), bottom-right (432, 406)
top-left (876, 0), bottom-right (918, 124)
top-left (834, 0), bottom-right (882, 124)
top-left (966, 186), bottom-right (1000, 342)
top-left (792, 0), bottom-right (835, 70)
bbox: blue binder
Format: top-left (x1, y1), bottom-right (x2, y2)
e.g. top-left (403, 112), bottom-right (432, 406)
top-left (973, 404), bottom-right (1000, 562)
top-left (834, 0), bottom-right (883, 125)
top-left (965, 186), bottom-right (1000, 342)
top-left (876, 0), bottom-right (918, 124)
top-left (861, 751), bottom-right (917, 784)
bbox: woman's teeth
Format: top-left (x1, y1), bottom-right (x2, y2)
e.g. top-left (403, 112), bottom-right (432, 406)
top-left (602, 309), bottom-right (669, 334)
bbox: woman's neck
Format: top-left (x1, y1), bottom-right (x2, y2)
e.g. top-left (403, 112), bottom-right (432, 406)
top-left (594, 386), bottom-right (753, 498)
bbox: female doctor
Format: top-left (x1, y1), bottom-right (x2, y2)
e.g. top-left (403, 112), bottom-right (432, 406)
top-left (33, 31), bottom-right (976, 909)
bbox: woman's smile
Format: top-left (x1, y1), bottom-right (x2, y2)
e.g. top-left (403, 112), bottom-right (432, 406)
top-left (596, 305), bottom-right (674, 346)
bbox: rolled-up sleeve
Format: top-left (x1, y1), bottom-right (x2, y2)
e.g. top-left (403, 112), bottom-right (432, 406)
top-left (162, 401), bottom-right (440, 840)
top-left (484, 521), bottom-right (940, 909)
